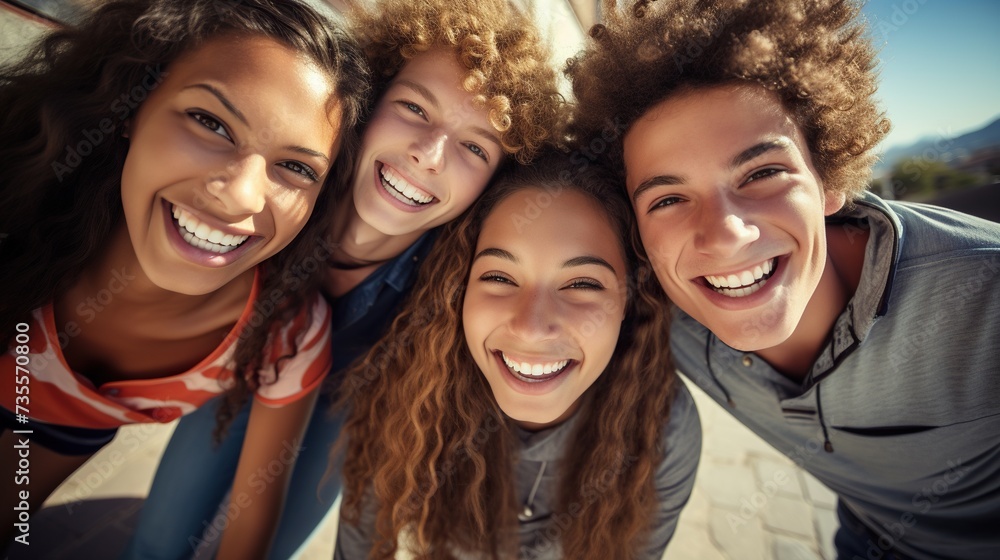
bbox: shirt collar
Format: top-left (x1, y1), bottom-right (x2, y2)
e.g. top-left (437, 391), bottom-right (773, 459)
top-left (331, 229), bottom-right (439, 329)
top-left (810, 191), bottom-right (901, 381)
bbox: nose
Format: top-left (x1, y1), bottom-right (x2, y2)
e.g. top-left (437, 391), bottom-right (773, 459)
top-left (693, 193), bottom-right (760, 257)
top-left (507, 289), bottom-right (560, 342)
top-left (409, 128), bottom-right (447, 173)
top-left (205, 155), bottom-right (268, 215)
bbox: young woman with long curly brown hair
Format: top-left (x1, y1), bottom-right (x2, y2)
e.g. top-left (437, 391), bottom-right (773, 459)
top-left (0, 0), bottom-right (370, 556)
top-left (335, 153), bottom-right (701, 560)
top-left (125, 0), bottom-right (566, 557)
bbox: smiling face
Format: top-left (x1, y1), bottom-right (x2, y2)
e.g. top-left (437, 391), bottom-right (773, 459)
top-left (462, 188), bottom-right (628, 430)
top-left (623, 84), bottom-right (846, 352)
top-left (351, 48), bottom-right (504, 237)
top-left (119, 35), bottom-right (342, 295)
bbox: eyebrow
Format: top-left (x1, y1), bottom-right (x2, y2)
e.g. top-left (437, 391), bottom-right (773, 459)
top-left (184, 84), bottom-right (248, 126)
top-left (563, 255), bottom-right (618, 275)
top-left (631, 138), bottom-right (793, 204)
top-left (730, 138), bottom-right (792, 169)
top-left (472, 248), bottom-right (618, 275)
top-left (183, 83), bottom-right (331, 165)
top-left (395, 79), bottom-right (502, 149)
top-left (473, 247), bottom-right (516, 264)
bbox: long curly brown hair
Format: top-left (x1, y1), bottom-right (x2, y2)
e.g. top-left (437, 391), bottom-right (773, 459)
top-left (567, 0), bottom-right (891, 200)
top-left (337, 152), bottom-right (678, 559)
top-left (346, 0), bottom-right (565, 164)
top-left (0, 0), bottom-right (370, 438)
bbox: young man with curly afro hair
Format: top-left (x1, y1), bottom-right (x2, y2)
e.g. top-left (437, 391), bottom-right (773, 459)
top-left (568, 1), bottom-right (1000, 558)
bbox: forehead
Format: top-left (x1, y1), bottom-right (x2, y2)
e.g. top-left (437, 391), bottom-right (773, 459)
top-left (393, 47), bottom-right (465, 85)
top-left (623, 85), bottom-right (808, 180)
top-left (629, 86), bottom-right (802, 145)
top-left (478, 188), bottom-right (623, 259)
top-left (159, 35), bottom-right (341, 145)
top-left (389, 47), bottom-right (495, 126)
top-left (169, 35), bottom-right (329, 91)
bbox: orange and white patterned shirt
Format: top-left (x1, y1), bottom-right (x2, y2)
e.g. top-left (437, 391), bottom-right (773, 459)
top-left (2, 272), bottom-right (332, 429)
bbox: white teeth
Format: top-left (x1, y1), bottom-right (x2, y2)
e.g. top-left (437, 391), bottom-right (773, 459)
top-left (380, 165), bottom-right (434, 205)
top-left (703, 258), bottom-right (778, 295)
top-left (717, 279), bottom-right (767, 298)
top-left (501, 353), bottom-right (570, 377)
top-left (171, 205), bottom-right (249, 254)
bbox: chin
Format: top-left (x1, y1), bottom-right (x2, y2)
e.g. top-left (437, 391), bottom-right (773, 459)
top-left (715, 321), bottom-right (796, 353)
top-left (501, 405), bottom-right (549, 424)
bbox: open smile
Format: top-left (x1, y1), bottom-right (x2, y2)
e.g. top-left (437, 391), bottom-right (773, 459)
top-left (163, 201), bottom-right (260, 266)
top-left (497, 351), bottom-right (573, 384)
top-left (702, 257), bottom-right (779, 298)
top-left (378, 163), bottom-right (436, 206)
top-left (171, 205), bottom-right (250, 254)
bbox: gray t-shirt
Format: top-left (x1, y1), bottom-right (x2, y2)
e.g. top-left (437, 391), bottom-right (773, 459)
top-left (335, 381), bottom-right (701, 559)
top-left (671, 192), bottom-right (1000, 559)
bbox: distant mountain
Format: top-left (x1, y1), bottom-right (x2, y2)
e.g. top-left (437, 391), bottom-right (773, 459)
top-left (874, 116), bottom-right (1000, 176)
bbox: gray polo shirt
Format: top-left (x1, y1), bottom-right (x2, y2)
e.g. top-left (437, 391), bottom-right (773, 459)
top-left (671, 192), bottom-right (1000, 559)
top-left (335, 381), bottom-right (701, 559)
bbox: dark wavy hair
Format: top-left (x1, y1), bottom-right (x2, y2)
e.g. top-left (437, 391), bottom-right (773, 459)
top-left (0, 0), bottom-right (370, 437)
top-left (337, 151), bottom-right (678, 559)
top-left (567, 0), bottom-right (891, 200)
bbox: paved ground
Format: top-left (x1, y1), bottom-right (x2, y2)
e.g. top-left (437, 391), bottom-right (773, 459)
top-left (4, 378), bottom-right (840, 559)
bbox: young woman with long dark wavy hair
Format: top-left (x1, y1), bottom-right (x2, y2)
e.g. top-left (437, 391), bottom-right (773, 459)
top-left (0, 1), bottom-right (369, 556)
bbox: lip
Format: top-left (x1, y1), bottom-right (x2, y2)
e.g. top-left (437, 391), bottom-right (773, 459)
top-left (372, 161), bottom-right (438, 213)
top-left (491, 350), bottom-right (575, 396)
top-left (694, 254), bottom-right (788, 311)
top-left (162, 199), bottom-right (262, 267)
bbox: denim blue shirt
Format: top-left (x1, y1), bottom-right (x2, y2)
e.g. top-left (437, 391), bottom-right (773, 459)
top-left (671, 192), bottom-right (1000, 559)
top-left (325, 230), bottom-right (437, 377)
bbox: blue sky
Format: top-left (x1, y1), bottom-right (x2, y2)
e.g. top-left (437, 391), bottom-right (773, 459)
top-left (862, 0), bottom-right (1000, 151)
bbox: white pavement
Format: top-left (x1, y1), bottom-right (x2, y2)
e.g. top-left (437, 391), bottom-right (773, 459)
top-left (6, 378), bottom-right (840, 559)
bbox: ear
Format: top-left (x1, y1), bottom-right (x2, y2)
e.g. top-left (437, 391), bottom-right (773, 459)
top-left (824, 189), bottom-right (847, 217)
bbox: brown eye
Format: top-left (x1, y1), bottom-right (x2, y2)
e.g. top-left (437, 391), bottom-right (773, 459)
top-left (189, 111), bottom-right (232, 142)
top-left (279, 161), bottom-right (320, 183)
top-left (479, 272), bottom-right (516, 286)
top-left (745, 168), bottom-right (782, 184)
top-left (565, 279), bottom-right (604, 290)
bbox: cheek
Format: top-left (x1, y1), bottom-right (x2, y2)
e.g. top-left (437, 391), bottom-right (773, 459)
top-left (271, 190), bottom-right (318, 229)
top-left (448, 168), bottom-right (491, 210)
top-left (637, 224), bottom-right (676, 269)
top-left (361, 110), bottom-right (404, 148)
top-left (574, 301), bottom-right (623, 350)
top-left (462, 295), bottom-right (486, 349)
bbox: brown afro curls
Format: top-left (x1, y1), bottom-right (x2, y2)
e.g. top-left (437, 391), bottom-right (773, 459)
top-left (567, 0), bottom-right (891, 200)
top-left (347, 0), bottom-right (565, 164)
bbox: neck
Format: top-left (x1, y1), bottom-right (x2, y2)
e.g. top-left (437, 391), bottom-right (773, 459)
top-left (328, 192), bottom-right (425, 266)
top-left (322, 194), bottom-right (428, 298)
top-left (74, 224), bottom-right (221, 314)
top-left (756, 223), bottom-right (869, 380)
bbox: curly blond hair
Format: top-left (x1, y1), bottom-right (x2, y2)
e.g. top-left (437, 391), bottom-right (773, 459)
top-left (567, 0), bottom-right (891, 200)
top-left (347, 0), bottom-right (565, 164)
